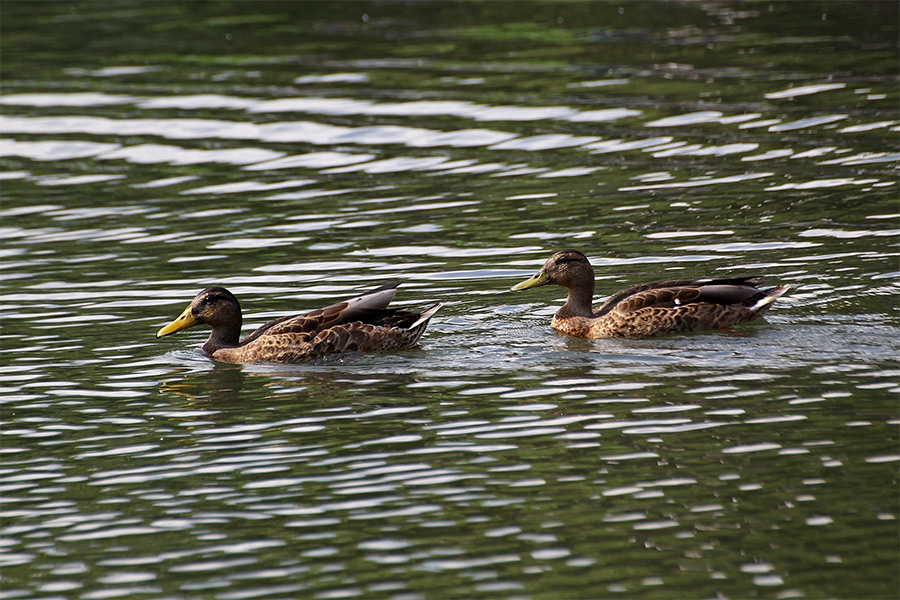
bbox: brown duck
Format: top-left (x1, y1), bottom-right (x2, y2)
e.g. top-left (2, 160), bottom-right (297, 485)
top-left (157, 282), bottom-right (441, 363)
top-left (512, 250), bottom-right (789, 338)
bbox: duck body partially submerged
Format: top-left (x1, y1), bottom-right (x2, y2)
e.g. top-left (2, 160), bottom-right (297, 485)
top-left (157, 282), bottom-right (441, 364)
top-left (513, 250), bottom-right (789, 339)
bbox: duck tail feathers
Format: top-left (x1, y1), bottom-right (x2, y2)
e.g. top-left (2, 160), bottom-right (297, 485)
top-left (409, 303), bottom-right (442, 331)
top-left (751, 284), bottom-right (790, 311)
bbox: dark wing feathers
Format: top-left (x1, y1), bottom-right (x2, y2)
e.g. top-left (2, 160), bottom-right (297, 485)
top-left (599, 277), bottom-right (768, 317)
top-left (690, 284), bottom-right (765, 305)
top-left (239, 314), bottom-right (297, 345)
top-left (228, 282), bottom-right (438, 363)
top-left (239, 304), bottom-right (346, 345)
top-left (362, 308), bottom-right (426, 329)
top-left (238, 282), bottom-right (404, 345)
top-left (243, 303), bottom-right (426, 344)
top-left (594, 279), bottom-right (704, 317)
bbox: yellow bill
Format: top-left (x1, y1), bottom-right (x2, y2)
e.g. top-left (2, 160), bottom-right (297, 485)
top-left (511, 270), bottom-right (549, 291)
top-left (157, 304), bottom-right (197, 338)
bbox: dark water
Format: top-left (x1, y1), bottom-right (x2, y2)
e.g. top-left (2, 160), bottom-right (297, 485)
top-left (1, 2), bottom-right (898, 598)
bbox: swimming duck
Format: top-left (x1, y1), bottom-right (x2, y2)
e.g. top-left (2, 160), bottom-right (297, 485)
top-left (512, 250), bottom-right (789, 338)
top-left (156, 282), bottom-right (441, 363)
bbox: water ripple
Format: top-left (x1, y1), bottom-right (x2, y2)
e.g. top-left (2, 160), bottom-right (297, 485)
top-left (1, 6), bottom-right (897, 600)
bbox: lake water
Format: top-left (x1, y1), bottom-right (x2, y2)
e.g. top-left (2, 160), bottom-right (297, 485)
top-left (1, 2), bottom-right (898, 598)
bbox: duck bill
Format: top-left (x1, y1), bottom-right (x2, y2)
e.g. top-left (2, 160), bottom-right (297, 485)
top-left (157, 304), bottom-right (197, 337)
top-left (512, 270), bottom-right (549, 291)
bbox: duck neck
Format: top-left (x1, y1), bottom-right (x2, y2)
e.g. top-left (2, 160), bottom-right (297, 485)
top-left (201, 320), bottom-right (242, 355)
top-left (557, 280), bottom-right (595, 319)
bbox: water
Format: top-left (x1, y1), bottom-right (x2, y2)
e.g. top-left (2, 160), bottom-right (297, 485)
top-left (1, 2), bottom-right (898, 598)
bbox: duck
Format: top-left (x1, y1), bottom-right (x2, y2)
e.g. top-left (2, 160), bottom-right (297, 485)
top-left (511, 249), bottom-right (789, 338)
top-left (156, 282), bottom-right (441, 364)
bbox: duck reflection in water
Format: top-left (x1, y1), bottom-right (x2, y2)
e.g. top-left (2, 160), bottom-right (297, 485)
top-left (160, 363), bottom-right (247, 404)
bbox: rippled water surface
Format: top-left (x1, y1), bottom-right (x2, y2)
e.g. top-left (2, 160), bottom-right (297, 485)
top-left (1, 2), bottom-right (898, 598)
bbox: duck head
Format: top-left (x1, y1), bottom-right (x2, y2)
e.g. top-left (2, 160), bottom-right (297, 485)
top-left (157, 287), bottom-right (242, 347)
top-left (512, 250), bottom-right (595, 292)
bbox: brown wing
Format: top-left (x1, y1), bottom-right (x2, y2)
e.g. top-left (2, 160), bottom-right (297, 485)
top-left (595, 279), bottom-right (780, 337)
top-left (237, 282), bottom-right (402, 345)
top-left (305, 302), bottom-right (441, 359)
top-left (261, 303), bottom-right (349, 336)
top-left (209, 285), bottom-right (441, 364)
top-left (236, 304), bottom-right (344, 346)
top-left (596, 277), bottom-right (766, 317)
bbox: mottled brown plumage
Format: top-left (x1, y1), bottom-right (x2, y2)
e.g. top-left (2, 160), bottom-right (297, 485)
top-left (512, 250), bottom-right (789, 338)
top-left (157, 282), bottom-right (441, 363)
